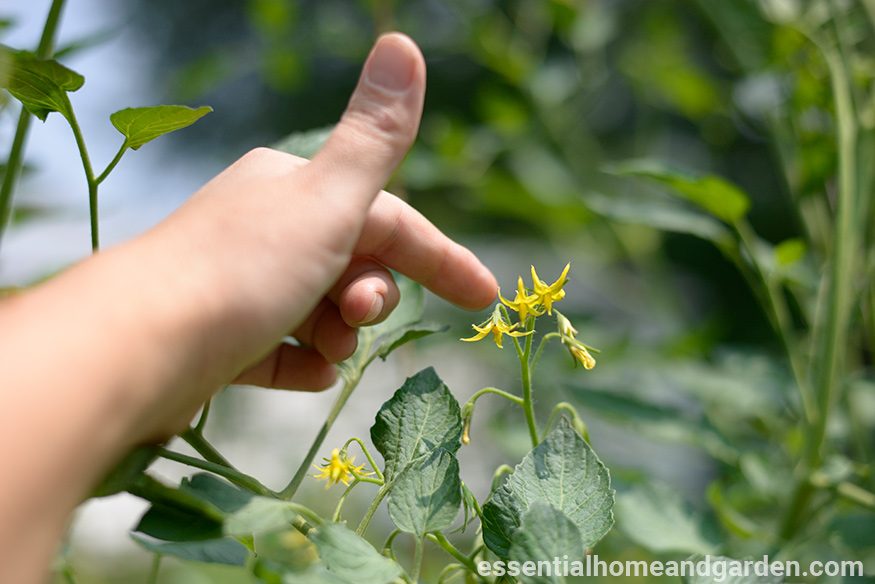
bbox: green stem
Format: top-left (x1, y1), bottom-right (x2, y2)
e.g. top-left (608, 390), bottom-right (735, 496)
top-left (158, 449), bottom-right (275, 497)
top-left (95, 142), bottom-right (128, 185)
top-left (193, 399), bottom-right (211, 435)
top-left (516, 317), bottom-right (539, 447)
top-left (541, 402), bottom-right (588, 442)
top-left (0, 0), bottom-right (67, 250)
top-left (531, 332), bottom-right (560, 372)
top-left (733, 221), bottom-right (817, 425)
top-left (181, 427), bottom-right (234, 469)
top-left (147, 554), bottom-right (161, 584)
top-left (436, 564), bottom-right (465, 584)
top-left (332, 482), bottom-right (357, 522)
top-left (465, 387), bottom-right (524, 407)
top-left (428, 532), bottom-right (478, 573)
top-left (342, 436), bottom-right (385, 482)
top-left (280, 366), bottom-right (365, 500)
top-left (65, 107), bottom-right (99, 251)
top-left (780, 23), bottom-right (860, 541)
top-left (356, 481), bottom-right (392, 536)
top-left (411, 537), bottom-right (424, 584)
top-left (383, 529), bottom-right (403, 562)
top-left (491, 464), bottom-right (514, 490)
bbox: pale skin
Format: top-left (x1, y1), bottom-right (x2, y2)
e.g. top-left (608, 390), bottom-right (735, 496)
top-left (0, 33), bottom-right (497, 584)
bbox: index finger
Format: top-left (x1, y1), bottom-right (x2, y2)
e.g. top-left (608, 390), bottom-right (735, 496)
top-left (355, 191), bottom-right (497, 310)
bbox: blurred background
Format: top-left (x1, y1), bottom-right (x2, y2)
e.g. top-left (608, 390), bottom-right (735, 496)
top-left (2, 0), bottom-right (873, 582)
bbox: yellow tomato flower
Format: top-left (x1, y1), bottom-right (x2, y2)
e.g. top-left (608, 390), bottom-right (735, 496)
top-left (499, 276), bottom-right (544, 323)
top-left (311, 448), bottom-right (373, 488)
top-left (568, 344), bottom-right (596, 369)
top-left (556, 311), bottom-right (597, 370)
top-left (531, 263), bottom-right (570, 315)
top-left (461, 305), bottom-right (532, 348)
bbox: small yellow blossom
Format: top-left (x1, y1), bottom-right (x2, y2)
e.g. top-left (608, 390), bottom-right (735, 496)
top-left (531, 263), bottom-right (570, 315)
top-left (311, 448), bottom-right (373, 488)
top-left (568, 344), bottom-right (596, 369)
top-left (556, 311), bottom-right (597, 370)
top-left (499, 277), bottom-right (544, 323)
top-left (461, 305), bottom-right (532, 348)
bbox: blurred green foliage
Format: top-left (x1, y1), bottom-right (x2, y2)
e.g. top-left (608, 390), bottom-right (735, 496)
top-left (4, 0), bottom-right (875, 582)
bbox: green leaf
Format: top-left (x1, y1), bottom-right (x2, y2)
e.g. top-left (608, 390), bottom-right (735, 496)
top-left (135, 498), bottom-right (225, 542)
top-left (131, 533), bottom-right (248, 566)
top-left (91, 446), bottom-right (158, 498)
top-left (180, 473), bottom-right (253, 513)
top-left (607, 159), bottom-right (751, 224)
top-left (4, 50), bottom-right (83, 121)
top-left (133, 474), bottom-right (249, 542)
top-left (224, 497), bottom-right (300, 537)
top-left (374, 321), bottom-right (449, 361)
top-left (614, 482), bottom-right (720, 555)
top-left (481, 419), bottom-right (613, 559)
top-left (582, 190), bottom-right (732, 245)
top-left (132, 475), bottom-right (227, 542)
top-left (370, 366), bottom-right (463, 482)
top-left (357, 275), bottom-right (447, 364)
top-left (110, 105), bottom-right (212, 150)
top-left (388, 449), bottom-right (462, 538)
top-left (272, 125), bottom-right (334, 159)
top-left (308, 523), bottom-right (402, 584)
top-left (681, 554), bottom-right (784, 584)
top-left (508, 503), bottom-right (585, 584)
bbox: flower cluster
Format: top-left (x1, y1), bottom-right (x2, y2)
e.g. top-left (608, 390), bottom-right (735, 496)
top-left (462, 263), bottom-right (596, 368)
top-left (311, 448), bottom-right (373, 488)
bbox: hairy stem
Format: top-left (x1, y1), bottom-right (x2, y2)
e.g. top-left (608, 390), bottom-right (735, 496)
top-left (181, 427), bottom-right (234, 469)
top-left (428, 532), bottom-right (478, 572)
top-left (280, 348), bottom-right (370, 499)
top-left (356, 482), bottom-right (392, 536)
top-left (411, 537), bottom-right (424, 584)
top-left (158, 449), bottom-right (275, 497)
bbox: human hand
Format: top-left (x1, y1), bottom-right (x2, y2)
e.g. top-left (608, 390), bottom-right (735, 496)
top-left (120, 33), bottom-right (496, 440)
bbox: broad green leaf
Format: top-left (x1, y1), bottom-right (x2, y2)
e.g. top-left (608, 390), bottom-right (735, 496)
top-left (91, 446), bottom-right (158, 498)
top-left (4, 50), bottom-right (83, 121)
top-left (387, 449), bottom-right (462, 538)
top-left (224, 497), bottom-right (299, 537)
top-left (582, 190), bottom-right (732, 245)
top-left (272, 125), bottom-right (334, 159)
top-left (508, 503), bottom-right (585, 584)
top-left (481, 419), bottom-right (613, 558)
top-left (614, 482), bottom-right (719, 555)
top-left (607, 159), bottom-right (751, 224)
top-left (132, 475), bottom-right (227, 542)
top-left (308, 523), bottom-right (402, 584)
top-left (110, 105), bottom-right (212, 150)
top-left (370, 367), bottom-right (463, 482)
top-left (180, 473), bottom-right (253, 513)
top-left (131, 533), bottom-right (248, 566)
top-left (682, 554), bottom-right (784, 584)
top-left (135, 499), bottom-right (225, 542)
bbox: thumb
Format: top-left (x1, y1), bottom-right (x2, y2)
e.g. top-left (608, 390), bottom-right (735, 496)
top-left (300, 33), bottom-right (426, 214)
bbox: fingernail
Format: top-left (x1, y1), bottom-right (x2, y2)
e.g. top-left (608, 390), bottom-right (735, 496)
top-left (365, 34), bottom-right (416, 92)
top-left (360, 293), bottom-right (384, 325)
